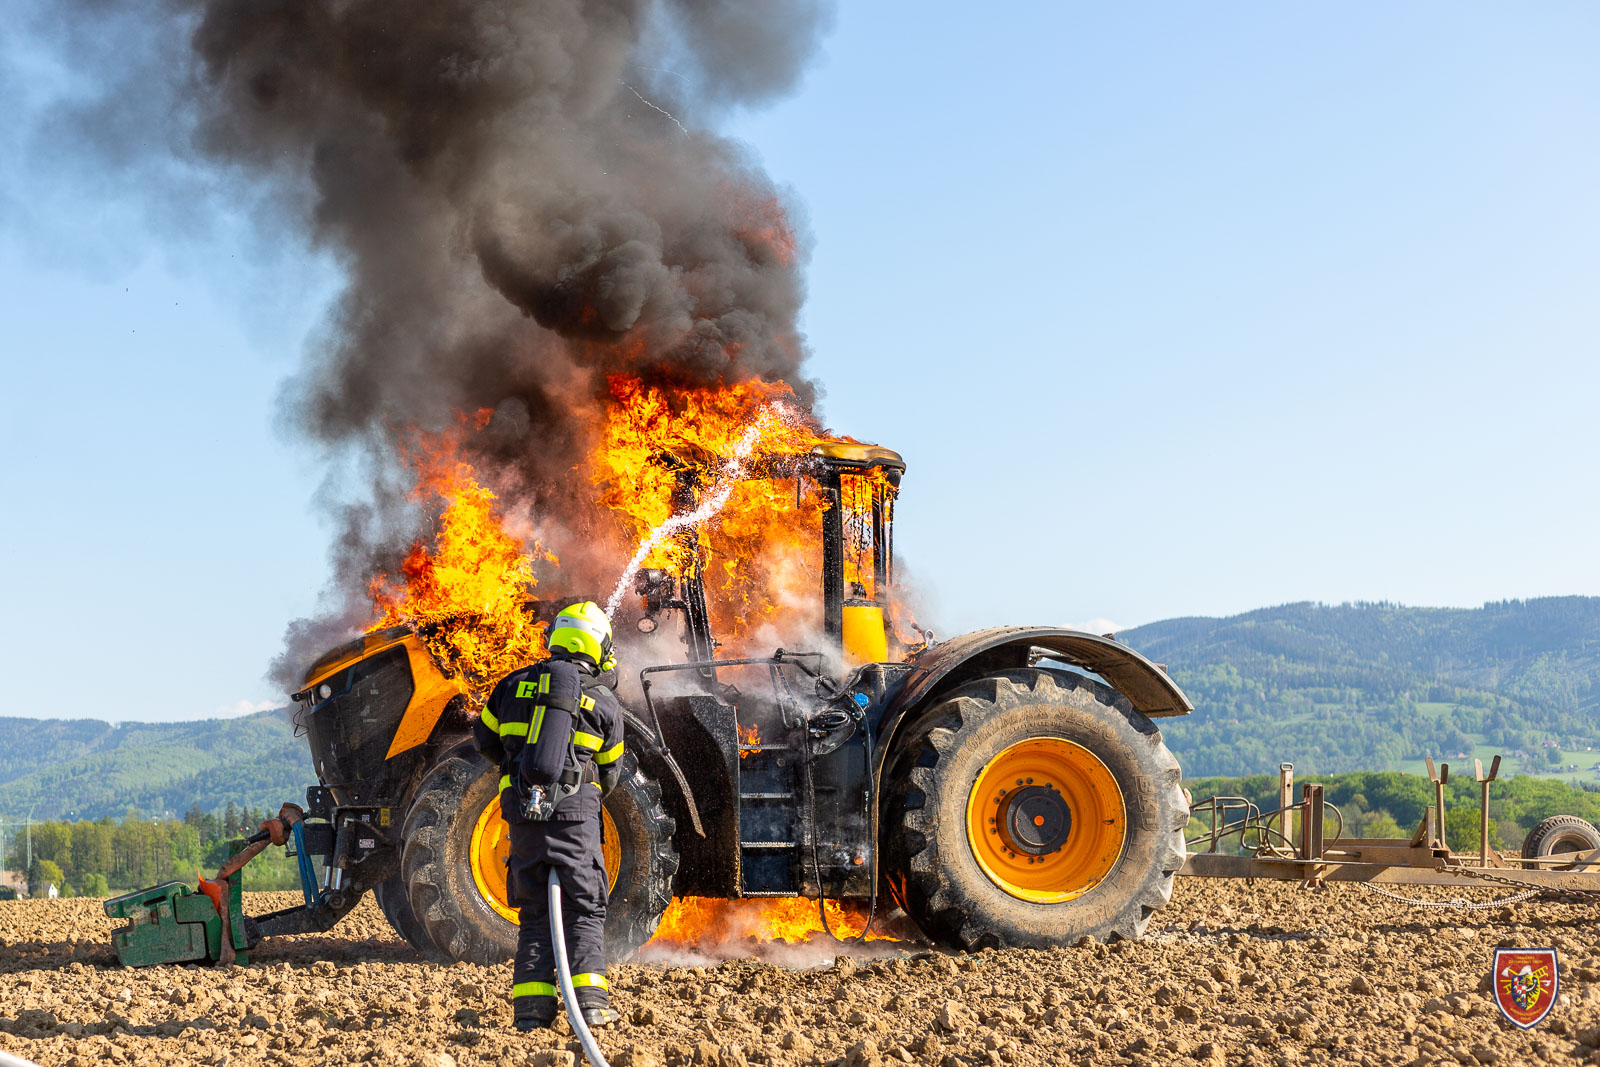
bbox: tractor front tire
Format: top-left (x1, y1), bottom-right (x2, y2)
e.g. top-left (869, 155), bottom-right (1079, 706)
top-left (882, 669), bottom-right (1187, 949)
top-left (399, 747), bottom-right (680, 965)
top-left (401, 753), bottom-right (515, 964)
top-left (374, 874), bottom-right (447, 962)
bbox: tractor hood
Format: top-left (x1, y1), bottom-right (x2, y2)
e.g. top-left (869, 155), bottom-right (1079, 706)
top-left (300, 626), bottom-right (414, 692)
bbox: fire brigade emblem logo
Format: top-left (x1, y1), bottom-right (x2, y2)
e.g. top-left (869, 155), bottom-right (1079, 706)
top-left (1492, 947), bottom-right (1559, 1029)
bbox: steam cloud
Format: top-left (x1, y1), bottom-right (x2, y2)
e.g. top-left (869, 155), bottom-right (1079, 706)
top-left (13, 0), bottom-right (836, 687)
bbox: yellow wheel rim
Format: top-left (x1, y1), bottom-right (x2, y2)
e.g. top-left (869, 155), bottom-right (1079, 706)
top-left (964, 737), bottom-right (1127, 903)
top-left (469, 795), bottom-right (622, 924)
top-left (600, 805), bottom-right (621, 888)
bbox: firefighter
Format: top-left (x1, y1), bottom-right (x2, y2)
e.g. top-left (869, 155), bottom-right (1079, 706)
top-left (473, 601), bottom-right (626, 1032)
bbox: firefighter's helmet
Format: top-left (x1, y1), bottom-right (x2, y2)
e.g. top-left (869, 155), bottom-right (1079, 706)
top-left (549, 601), bottom-right (615, 670)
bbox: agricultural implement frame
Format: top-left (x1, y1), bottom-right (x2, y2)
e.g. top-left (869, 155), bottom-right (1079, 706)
top-left (103, 801), bottom-right (394, 968)
top-left (1183, 755), bottom-right (1600, 894)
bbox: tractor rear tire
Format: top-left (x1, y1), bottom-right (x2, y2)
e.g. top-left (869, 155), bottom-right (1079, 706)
top-left (602, 749), bottom-right (680, 960)
top-left (882, 669), bottom-right (1187, 949)
top-left (1521, 815), bottom-right (1600, 869)
top-left (400, 748), bottom-right (679, 965)
top-left (374, 874), bottom-right (447, 962)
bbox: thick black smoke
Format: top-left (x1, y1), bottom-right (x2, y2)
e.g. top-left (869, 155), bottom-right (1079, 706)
top-left (13, 0), bottom-right (835, 688)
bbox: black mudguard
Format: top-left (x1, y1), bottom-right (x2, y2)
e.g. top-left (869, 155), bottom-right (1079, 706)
top-left (871, 626), bottom-right (1192, 792)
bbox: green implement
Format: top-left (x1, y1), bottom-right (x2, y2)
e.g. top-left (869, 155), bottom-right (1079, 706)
top-left (104, 877), bottom-right (250, 967)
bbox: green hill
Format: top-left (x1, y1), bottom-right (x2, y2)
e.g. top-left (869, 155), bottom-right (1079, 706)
top-left (5, 598), bottom-right (1600, 818)
top-left (1127, 598), bottom-right (1600, 781)
top-left (0, 710), bottom-right (315, 820)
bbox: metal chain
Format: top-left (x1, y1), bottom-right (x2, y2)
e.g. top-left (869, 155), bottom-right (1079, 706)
top-left (1352, 862), bottom-right (1600, 909)
top-left (1353, 881), bottom-right (1540, 910)
top-left (1445, 863), bottom-right (1600, 905)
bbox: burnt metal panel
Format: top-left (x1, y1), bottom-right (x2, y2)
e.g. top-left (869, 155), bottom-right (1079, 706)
top-left (803, 729), bottom-right (872, 899)
top-left (651, 692), bottom-right (740, 897)
top-left (617, 707), bottom-right (704, 839)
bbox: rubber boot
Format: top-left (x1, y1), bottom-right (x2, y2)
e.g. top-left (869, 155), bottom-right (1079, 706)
top-left (582, 1006), bottom-right (622, 1028)
top-left (514, 996), bottom-right (558, 1032)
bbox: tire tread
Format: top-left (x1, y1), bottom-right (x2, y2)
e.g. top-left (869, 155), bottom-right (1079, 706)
top-left (882, 669), bottom-right (1187, 949)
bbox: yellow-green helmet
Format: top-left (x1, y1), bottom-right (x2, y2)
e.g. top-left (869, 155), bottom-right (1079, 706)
top-left (549, 601), bottom-right (614, 669)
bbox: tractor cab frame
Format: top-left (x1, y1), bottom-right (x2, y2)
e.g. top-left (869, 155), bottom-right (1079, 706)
top-left (611, 441), bottom-right (1193, 910)
top-left (630, 441), bottom-right (909, 672)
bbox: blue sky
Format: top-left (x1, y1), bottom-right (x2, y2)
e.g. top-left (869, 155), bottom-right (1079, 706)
top-left (4, 4), bottom-right (1598, 721)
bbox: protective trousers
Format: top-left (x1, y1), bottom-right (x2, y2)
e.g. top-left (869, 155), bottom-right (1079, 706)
top-left (508, 818), bottom-right (610, 1019)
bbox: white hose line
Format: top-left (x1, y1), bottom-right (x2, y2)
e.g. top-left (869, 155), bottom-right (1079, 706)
top-left (549, 869), bottom-right (610, 1067)
top-left (0, 1050), bottom-right (45, 1067)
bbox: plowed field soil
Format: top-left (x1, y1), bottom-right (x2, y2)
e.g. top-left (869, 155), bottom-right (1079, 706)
top-left (2, 879), bottom-right (1597, 1067)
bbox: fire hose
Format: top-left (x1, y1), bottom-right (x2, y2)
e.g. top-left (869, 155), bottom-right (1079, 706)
top-left (0, 1051), bottom-right (45, 1067)
top-left (549, 869), bottom-right (609, 1067)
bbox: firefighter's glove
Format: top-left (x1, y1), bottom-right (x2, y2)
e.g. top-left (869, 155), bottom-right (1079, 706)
top-left (598, 764), bottom-right (621, 796)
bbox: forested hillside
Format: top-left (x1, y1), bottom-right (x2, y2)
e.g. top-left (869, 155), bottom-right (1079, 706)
top-left (0, 710), bottom-right (314, 820)
top-left (1130, 598), bottom-right (1600, 779)
top-left (4, 599), bottom-right (1600, 818)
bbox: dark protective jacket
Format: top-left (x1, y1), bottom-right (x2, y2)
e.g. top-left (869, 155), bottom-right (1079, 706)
top-left (472, 654), bottom-right (625, 826)
top-left (479, 656), bottom-right (622, 1008)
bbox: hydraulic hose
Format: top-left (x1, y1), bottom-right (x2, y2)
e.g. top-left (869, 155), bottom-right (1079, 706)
top-left (549, 869), bottom-right (610, 1067)
top-left (799, 696), bottom-right (878, 945)
top-left (774, 661), bottom-right (878, 945)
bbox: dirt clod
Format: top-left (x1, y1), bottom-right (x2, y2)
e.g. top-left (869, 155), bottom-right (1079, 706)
top-left (936, 1000), bottom-right (971, 1032)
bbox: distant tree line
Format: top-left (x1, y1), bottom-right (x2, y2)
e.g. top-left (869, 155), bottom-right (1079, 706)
top-left (1184, 771), bottom-right (1600, 856)
top-left (1160, 661), bottom-right (1597, 778)
top-left (4, 802), bottom-right (303, 897)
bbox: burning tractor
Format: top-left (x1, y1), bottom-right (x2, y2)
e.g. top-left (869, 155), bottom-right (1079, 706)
top-left (281, 440), bottom-right (1193, 961)
top-left (113, 441), bottom-right (1194, 965)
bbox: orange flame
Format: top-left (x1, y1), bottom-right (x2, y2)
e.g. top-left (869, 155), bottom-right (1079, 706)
top-left (360, 371), bottom-right (856, 696)
top-left (360, 368), bottom-right (864, 701)
top-left (358, 366), bottom-right (924, 702)
top-left (591, 375), bottom-right (829, 648)
top-left (737, 722), bottom-right (761, 759)
top-left (366, 419), bottom-right (555, 701)
top-left (650, 895), bottom-right (889, 946)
